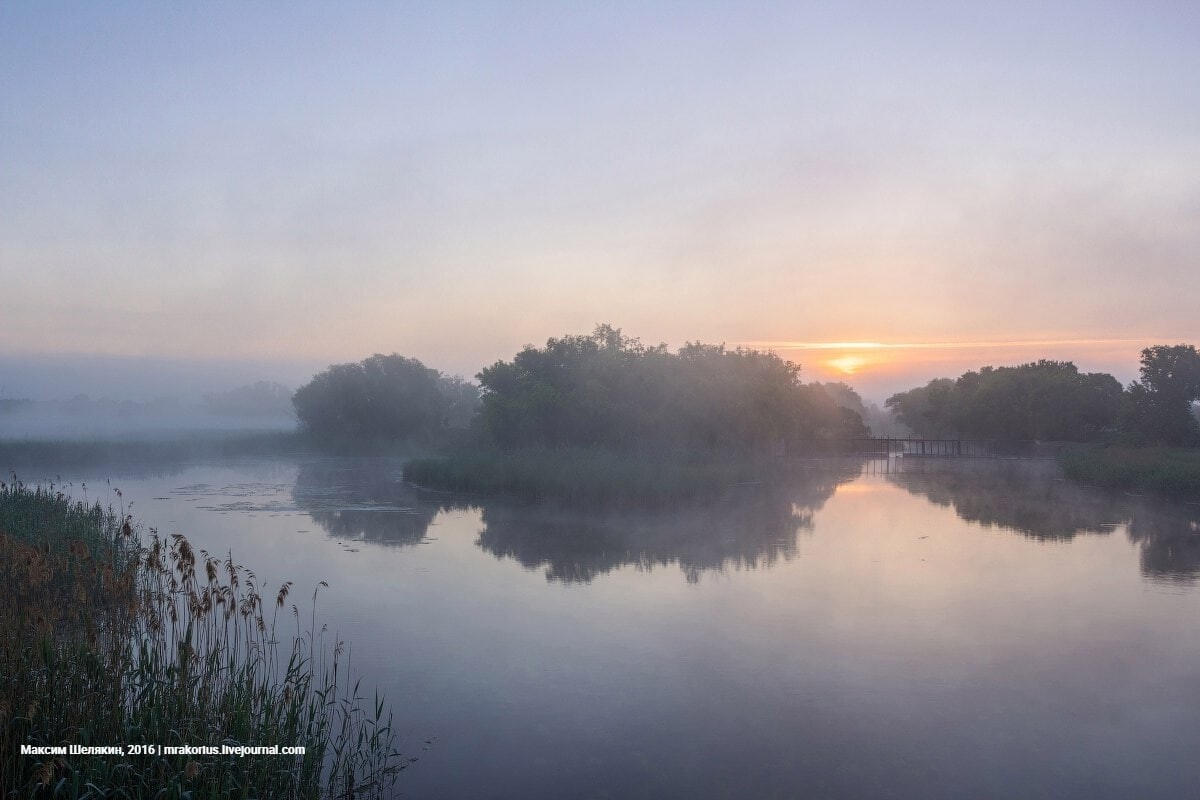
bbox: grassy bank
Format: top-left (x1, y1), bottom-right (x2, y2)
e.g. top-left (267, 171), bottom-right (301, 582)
top-left (403, 447), bottom-right (784, 507)
top-left (1061, 446), bottom-right (1200, 501)
top-left (0, 481), bottom-right (407, 798)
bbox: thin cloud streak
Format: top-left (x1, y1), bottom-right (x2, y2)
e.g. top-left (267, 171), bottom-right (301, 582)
top-left (743, 338), bottom-right (1165, 352)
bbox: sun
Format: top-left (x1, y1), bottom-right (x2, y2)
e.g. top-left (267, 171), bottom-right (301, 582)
top-left (827, 355), bottom-right (867, 375)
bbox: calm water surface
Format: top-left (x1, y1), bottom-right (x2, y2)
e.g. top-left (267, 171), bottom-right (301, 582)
top-left (10, 454), bottom-right (1200, 799)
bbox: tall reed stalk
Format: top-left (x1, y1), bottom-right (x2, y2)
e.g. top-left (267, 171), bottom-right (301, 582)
top-left (0, 479), bottom-right (408, 798)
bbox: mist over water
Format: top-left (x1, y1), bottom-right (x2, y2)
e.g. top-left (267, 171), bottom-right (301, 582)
top-left (0, 399), bottom-right (296, 440)
top-left (0, 360), bottom-right (299, 440)
top-left (5, 448), bottom-right (1200, 799)
top-left (0, 353), bottom-right (320, 402)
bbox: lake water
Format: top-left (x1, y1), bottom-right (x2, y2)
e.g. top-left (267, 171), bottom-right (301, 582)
top-left (8, 453), bottom-right (1200, 799)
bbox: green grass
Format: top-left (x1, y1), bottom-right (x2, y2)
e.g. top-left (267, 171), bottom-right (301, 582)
top-left (403, 447), bottom-right (780, 507)
top-left (1060, 446), bottom-right (1200, 501)
top-left (0, 481), bottom-right (408, 799)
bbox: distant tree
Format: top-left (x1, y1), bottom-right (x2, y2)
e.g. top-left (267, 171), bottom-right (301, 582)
top-left (886, 362), bottom-right (1123, 442)
top-left (203, 381), bottom-right (294, 417)
top-left (438, 374), bottom-right (483, 430)
top-left (805, 382), bottom-right (874, 438)
top-left (795, 384), bottom-right (871, 444)
top-left (293, 354), bottom-right (477, 443)
top-left (0, 398), bottom-right (32, 415)
top-left (805, 382), bottom-right (901, 436)
top-left (885, 378), bottom-right (957, 438)
top-left (1126, 345), bottom-right (1200, 446)
top-left (808, 382), bottom-right (868, 419)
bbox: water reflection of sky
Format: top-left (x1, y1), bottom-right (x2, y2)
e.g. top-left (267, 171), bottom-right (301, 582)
top-left (6, 453), bottom-right (1200, 799)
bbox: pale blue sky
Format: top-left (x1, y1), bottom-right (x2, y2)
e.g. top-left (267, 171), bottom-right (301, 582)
top-left (2, 1), bottom-right (1197, 398)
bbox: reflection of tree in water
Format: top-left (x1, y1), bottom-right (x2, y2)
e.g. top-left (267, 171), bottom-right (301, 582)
top-left (292, 458), bottom-right (440, 546)
top-left (888, 459), bottom-right (1125, 541)
top-left (1125, 501), bottom-right (1200, 583)
top-left (887, 457), bottom-right (1200, 582)
top-left (288, 453), bottom-right (1200, 583)
top-left (474, 461), bottom-right (861, 583)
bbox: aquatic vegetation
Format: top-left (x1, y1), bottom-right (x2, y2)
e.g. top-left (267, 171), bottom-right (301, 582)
top-left (402, 446), bottom-right (842, 507)
top-left (0, 480), bottom-right (408, 798)
top-left (1061, 446), bottom-right (1200, 501)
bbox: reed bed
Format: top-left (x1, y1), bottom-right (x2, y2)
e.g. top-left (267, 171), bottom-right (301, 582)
top-left (402, 447), bottom-right (771, 507)
top-left (1061, 446), bottom-right (1200, 501)
top-left (0, 479), bottom-right (408, 799)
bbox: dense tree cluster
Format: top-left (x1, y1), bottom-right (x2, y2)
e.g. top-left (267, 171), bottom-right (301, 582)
top-left (1127, 345), bottom-right (1200, 446)
top-left (885, 346), bottom-right (1200, 446)
top-left (476, 325), bottom-right (866, 452)
top-left (293, 335), bottom-right (1200, 454)
top-left (885, 361), bottom-right (1125, 441)
top-left (292, 354), bottom-right (479, 442)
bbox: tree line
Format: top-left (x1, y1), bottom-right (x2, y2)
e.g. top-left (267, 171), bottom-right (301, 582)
top-left (292, 325), bottom-right (867, 453)
top-left (290, 329), bottom-right (1200, 450)
top-left (886, 345), bottom-right (1200, 446)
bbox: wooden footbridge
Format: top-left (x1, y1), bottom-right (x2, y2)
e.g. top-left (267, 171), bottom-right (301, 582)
top-left (845, 438), bottom-right (1065, 458)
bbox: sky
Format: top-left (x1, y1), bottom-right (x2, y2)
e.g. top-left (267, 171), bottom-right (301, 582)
top-left (2, 1), bottom-right (1198, 401)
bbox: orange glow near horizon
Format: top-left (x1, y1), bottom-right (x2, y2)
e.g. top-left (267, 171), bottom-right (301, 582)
top-left (746, 337), bottom-right (1157, 352)
top-left (827, 355), bottom-right (869, 375)
top-left (749, 336), bottom-right (1166, 397)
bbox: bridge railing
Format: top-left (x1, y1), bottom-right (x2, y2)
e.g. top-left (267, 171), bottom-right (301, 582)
top-left (844, 438), bottom-right (1069, 458)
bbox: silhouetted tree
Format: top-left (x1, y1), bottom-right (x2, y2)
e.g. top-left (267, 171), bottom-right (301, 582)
top-left (476, 325), bottom-right (866, 452)
top-left (886, 362), bottom-right (1123, 441)
top-left (954, 361), bottom-right (1124, 441)
top-left (293, 354), bottom-right (478, 443)
top-left (808, 382), bottom-right (867, 419)
top-left (884, 378), bottom-right (957, 438)
top-left (1126, 344), bottom-right (1200, 446)
top-left (807, 381), bottom-right (905, 435)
